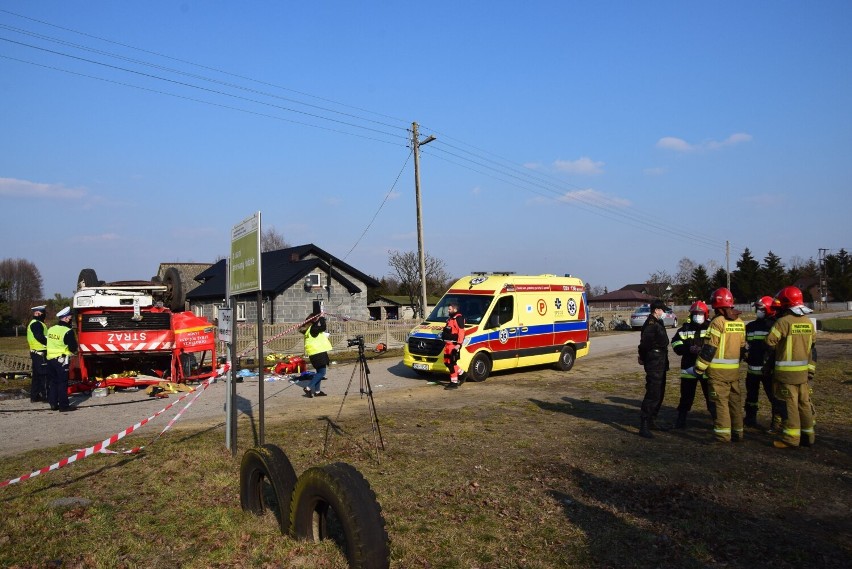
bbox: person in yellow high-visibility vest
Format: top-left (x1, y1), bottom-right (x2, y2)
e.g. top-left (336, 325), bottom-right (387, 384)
top-left (300, 311), bottom-right (333, 398)
top-left (765, 286), bottom-right (816, 449)
top-left (694, 288), bottom-right (746, 443)
top-left (27, 305), bottom-right (49, 403)
top-left (46, 306), bottom-right (78, 412)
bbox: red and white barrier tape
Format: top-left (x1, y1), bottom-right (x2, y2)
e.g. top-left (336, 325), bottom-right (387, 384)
top-left (0, 380), bottom-right (211, 488)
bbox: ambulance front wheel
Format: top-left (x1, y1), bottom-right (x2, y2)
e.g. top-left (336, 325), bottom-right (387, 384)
top-left (555, 345), bottom-right (576, 372)
top-left (467, 353), bottom-right (492, 382)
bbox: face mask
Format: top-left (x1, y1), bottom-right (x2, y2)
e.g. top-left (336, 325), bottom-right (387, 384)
top-left (756, 309), bottom-right (765, 319)
top-left (692, 314), bottom-right (705, 325)
top-left (656, 310), bottom-right (664, 320)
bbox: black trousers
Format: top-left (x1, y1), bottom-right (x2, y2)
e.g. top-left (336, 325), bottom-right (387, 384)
top-left (640, 354), bottom-right (667, 419)
top-left (745, 373), bottom-right (782, 415)
top-left (30, 350), bottom-right (48, 401)
top-left (678, 376), bottom-right (716, 418)
top-left (47, 359), bottom-right (70, 410)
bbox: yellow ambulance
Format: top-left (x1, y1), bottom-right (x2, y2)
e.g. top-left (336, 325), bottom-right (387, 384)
top-left (403, 273), bottom-right (590, 381)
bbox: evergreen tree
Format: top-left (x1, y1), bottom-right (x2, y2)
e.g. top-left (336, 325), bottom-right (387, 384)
top-left (688, 265), bottom-right (712, 302)
top-left (711, 267), bottom-right (728, 291)
top-left (825, 249), bottom-right (852, 301)
top-left (786, 257), bottom-right (818, 284)
top-left (759, 251), bottom-right (786, 296)
top-left (731, 248), bottom-right (760, 302)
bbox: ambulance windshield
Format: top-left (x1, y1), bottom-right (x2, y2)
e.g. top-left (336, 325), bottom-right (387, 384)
top-left (426, 295), bottom-right (494, 325)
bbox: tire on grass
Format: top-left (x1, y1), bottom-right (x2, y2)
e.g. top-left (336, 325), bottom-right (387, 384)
top-left (290, 462), bottom-right (390, 569)
top-left (240, 443), bottom-right (298, 535)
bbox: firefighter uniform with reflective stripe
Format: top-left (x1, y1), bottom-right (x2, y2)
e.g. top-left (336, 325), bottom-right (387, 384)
top-left (27, 317), bottom-right (49, 402)
top-left (671, 320), bottom-right (714, 422)
top-left (765, 314), bottom-right (816, 446)
top-left (744, 315), bottom-right (784, 427)
top-left (696, 315), bottom-right (746, 442)
top-left (46, 320), bottom-right (77, 411)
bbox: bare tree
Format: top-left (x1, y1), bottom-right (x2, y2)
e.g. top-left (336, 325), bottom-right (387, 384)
top-left (674, 257), bottom-right (696, 287)
top-left (645, 269), bottom-right (674, 300)
top-left (388, 250), bottom-right (451, 316)
top-left (261, 226), bottom-right (289, 252)
top-left (0, 258), bottom-right (44, 324)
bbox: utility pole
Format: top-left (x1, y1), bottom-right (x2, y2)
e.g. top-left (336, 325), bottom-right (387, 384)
top-left (726, 240), bottom-right (731, 290)
top-left (412, 122), bottom-right (436, 319)
top-left (818, 248), bottom-right (829, 306)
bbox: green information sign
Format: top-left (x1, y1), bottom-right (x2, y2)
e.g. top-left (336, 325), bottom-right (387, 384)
top-left (230, 212), bottom-right (261, 295)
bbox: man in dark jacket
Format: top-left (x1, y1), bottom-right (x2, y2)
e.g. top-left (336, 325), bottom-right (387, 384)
top-left (744, 296), bottom-right (782, 430)
top-left (637, 299), bottom-right (672, 438)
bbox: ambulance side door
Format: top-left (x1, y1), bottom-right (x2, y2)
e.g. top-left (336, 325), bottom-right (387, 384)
top-left (485, 295), bottom-right (520, 370)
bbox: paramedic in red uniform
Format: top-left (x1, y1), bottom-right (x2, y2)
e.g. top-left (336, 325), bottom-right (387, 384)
top-left (442, 302), bottom-right (465, 389)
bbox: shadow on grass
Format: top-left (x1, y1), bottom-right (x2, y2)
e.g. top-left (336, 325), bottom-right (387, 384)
top-left (549, 466), bottom-right (851, 568)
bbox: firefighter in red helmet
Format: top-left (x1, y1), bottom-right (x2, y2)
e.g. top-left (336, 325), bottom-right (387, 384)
top-left (693, 288), bottom-right (747, 443)
top-left (765, 286), bottom-right (816, 448)
top-left (744, 296), bottom-right (783, 430)
top-left (671, 300), bottom-right (715, 428)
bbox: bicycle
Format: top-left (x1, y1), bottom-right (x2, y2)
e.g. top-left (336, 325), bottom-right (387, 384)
top-left (590, 315), bottom-right (606, 332)
top-left (608, 314), bottom-right (627, 330)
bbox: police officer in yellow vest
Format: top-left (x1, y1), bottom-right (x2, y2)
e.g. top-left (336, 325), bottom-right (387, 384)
top-left (765, 286), bottom-right (816, 448)
top-left (46, 306), bottom-right (78, 412)
top-left (300, 310), bottom-right (333, 398)
top-left (27, 305), bottom-right (49, 403)
top-left (693, 288), bottom-right (746, 443)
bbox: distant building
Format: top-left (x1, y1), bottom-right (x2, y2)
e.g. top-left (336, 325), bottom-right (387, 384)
top-left (186, 244), bottom-right (380, 324)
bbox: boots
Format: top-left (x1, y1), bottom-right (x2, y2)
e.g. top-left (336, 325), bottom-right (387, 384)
top-left (639, 418), bottom-right (654, 439)
top-left (674, 410), bottom-right (687, 429)
top-left (766, 414), bottom-right (783, 435)
top-left (744, 406), bottom-right (759, 428)
top-left (649, 417), bottom-right (672, 431)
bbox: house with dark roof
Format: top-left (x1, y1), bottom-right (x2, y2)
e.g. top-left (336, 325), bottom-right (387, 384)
top-left (587, 288), bottom-right (656, 309)
top-left (186, 244), bottom-right (380, 324)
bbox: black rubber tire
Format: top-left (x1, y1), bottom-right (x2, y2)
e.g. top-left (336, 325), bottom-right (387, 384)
top-left (240, 444), bottom-right (298, 535)
top-left (151, 275), bottom-right (162, 284)
top-left (467, 352), bottom-right (492, 382)
top-left (290, 462), bottom-right (390, 569)
top-left (162, 267), bottom-right (185, 312)
top-left (554, 344), bottom-right (576, 371)
top-left (77, 268), bottom-right (99, 290)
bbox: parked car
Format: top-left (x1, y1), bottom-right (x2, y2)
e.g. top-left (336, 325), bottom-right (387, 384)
top-left (630, 304), bottom-right (678, 329)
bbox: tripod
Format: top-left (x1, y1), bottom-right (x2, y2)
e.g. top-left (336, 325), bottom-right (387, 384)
top-left (323, 336), bottom-right (385, 461)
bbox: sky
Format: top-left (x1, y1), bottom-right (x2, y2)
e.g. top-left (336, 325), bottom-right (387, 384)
top-left (2, 1), bottom-right (851, 298)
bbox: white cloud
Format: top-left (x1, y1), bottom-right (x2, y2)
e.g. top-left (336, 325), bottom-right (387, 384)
top-left (656, 132), bottom-right (753, 153)
top-left (656, 137), bottom-right (694, 152)
top-left (553, 157), bottom-right (605, 175)
top-left (523, 162), bottom-right (542, 170)
top-left (471, 186), bottom-right (482, 195)
top-left (71, 233), bottom-right (121, 243)
top-left (0, 177), bottom-right (87, 199)
top-left (323, 196), bottom-right (342, 206)
top-left (386, 191), bottom-right (400, 200)
top-left (558, 188), bottom-right (631, 208)
top-left (644, 167), bottom-right (667, 176)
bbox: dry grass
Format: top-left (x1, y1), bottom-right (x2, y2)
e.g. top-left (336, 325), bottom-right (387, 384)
top-left (0, 337), bottom-right (850, 568)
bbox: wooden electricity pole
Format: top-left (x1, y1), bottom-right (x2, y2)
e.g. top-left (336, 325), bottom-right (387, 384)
top-left (412, 122), bottom-right (435, 319)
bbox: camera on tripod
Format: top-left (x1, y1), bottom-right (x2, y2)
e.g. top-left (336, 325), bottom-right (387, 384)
top-left (347, 335), bottom-right (365, 349)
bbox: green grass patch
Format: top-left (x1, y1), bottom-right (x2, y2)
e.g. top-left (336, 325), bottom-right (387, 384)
top-left (821, 317), bottom-right (852, 332)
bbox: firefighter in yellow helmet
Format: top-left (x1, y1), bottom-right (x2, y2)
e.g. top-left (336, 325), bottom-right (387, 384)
top-left (693, 288), bottom-right (746, 443)
top-left (765, 286), bottom-right (816, 448)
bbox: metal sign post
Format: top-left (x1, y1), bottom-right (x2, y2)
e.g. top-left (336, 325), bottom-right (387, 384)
top-left (228, 212), bottom-right (263, 455)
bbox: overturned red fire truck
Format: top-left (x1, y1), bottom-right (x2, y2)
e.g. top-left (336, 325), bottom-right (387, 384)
top-left (69, 268), bottom-right (217, 391)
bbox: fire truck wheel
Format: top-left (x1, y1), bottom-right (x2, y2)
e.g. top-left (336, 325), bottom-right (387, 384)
top-left (77, 268), bottom-right (99, 290)
top-left (467, 352), bottom-right (492, 382)
top-left (555, 344), bottom-right (576, 371)
top-left (290, 462), bottom-right (390, 569)
top-left (162, 267), bottom-right (185, 312)
top-left (240, 444), bottom-right (298, 535)
top-left (151, 275), bottom-right (162, 283)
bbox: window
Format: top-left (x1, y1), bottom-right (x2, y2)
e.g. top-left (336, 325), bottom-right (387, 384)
top-left (236, 302), bottom-right (247, 321)
top-left (305, 273), bottom-right (321, 288)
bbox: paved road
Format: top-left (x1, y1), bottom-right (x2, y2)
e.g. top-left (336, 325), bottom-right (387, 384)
top-left (1, 311), bottom-right (846, 459)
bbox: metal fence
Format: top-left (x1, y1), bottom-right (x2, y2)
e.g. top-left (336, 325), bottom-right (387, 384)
top-left (230, 319), bottom-right (415, 360)
top-left (0, 354), bottom-right (32, 378)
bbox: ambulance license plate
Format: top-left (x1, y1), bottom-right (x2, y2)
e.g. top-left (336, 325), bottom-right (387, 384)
top-left (412, 363), bottom-right (429, 371)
